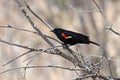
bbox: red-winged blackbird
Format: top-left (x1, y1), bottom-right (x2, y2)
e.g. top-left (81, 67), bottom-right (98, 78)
top-left (52, 28), bottom-right (100, 46)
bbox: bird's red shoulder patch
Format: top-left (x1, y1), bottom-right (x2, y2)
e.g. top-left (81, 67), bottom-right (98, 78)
top-left (61, 33), bottom-right (72, 39)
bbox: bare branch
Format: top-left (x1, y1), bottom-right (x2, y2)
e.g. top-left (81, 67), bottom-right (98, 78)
top-left (0, 39), bottom-right (40, 51)
top-left (3, 50), bottom-right (33, 66)
top-left (0, 25), bottom-right (35, 33)
top-left (24, 1), bottom-right (54, 31)
top-left (15, 0), bottom-right (55, 47)
top-left (0, 65), bottom-right (85, 74)
top-left (67, 0), bottom-right (99, 14)
top-left (91, 0), bottom-right (120, 36)
top-left (91, 0), bottom-right (104, 17)
top-left (110, 28), bottom-right (120, 36)
top-left (0, 38), bottom-right (75, 68)
top-left (0, 25), bottom-right (62, 44)
top-left (107, 57), bottom-right (113, 78)
top-left (107, 25), bottom-right (120, 36)
top-left (74, 74), bottom-right (120, 80)
top-left (0, 38), bottom-right (43, 66)
top-left (91, 0), bottom-right (110, 28)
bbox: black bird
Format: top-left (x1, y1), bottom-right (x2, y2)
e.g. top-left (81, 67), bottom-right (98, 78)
top-left (52, 28), bottom-right (100, 46)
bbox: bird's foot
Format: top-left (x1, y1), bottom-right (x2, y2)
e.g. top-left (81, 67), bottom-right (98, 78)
top-left (62, 44), bottom-right (70, 49)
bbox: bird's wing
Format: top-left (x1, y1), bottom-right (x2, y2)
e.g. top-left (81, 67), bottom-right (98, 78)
top-left (76, 33), bottom-right (89, 40)
top-left (61, 32), bottom-right (72, 39)
top-left (63, 31), bottom-right (89, 40)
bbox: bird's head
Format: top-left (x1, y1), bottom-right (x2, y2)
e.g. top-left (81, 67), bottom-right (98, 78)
top-left (51, 28), bottom-right (64, 35)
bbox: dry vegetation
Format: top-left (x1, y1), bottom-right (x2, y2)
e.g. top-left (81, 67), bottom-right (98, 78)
top-left (0, 0), bottom-right (120, 80)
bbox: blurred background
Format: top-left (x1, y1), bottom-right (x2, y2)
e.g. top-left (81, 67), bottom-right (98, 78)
top-left (0, 0), bottom-right (120, 80)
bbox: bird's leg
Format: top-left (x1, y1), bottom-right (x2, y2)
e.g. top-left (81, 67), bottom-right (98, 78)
top-left (62, 43), bottom-right (69, 49)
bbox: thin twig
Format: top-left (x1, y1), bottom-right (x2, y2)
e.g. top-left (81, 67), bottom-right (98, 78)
top-left (74, 74), bottom-right (119, 80)
top-left (21, 52), bottom-right (42, 79)
top-left (61, 45), bottom-right (84, 68)
top-left (91, 0), bottom-right (120, 36)
top-left (108, 57), bottom-right (113, 78)
top-left (0, 25), bottom-right (35, 33)
top-left (0, 25), bottom-right (62, 44)
top-left (0, 39), bottom-right (40, 51)
top-left (91, 0), bottom-right (104, 17)
top-left (0, 65), bottom-right (85, 75)
top-left (91, 0), bottom-right (109, 28)
top-left (0, 38), bottom-right (62, 66)
top-left (3, 50), bottom-right (34, 66)
top-left (15, 0), bottom-right (55, 47)
top-left (23, 51), bottom-right (43, 62)
top-left (24, 0), bottom-right (54, 31)
top-left (109, 28), bottom-right (120, 36)
top-left (67, 0), bottom-right (99, 14)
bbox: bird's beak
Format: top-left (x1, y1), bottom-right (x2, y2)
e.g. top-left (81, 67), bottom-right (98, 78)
top-left (51, 30), bottom-right (54, 32)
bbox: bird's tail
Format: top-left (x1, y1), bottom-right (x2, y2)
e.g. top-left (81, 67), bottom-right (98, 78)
top-left (90, 41), bottom-right (100, 46)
